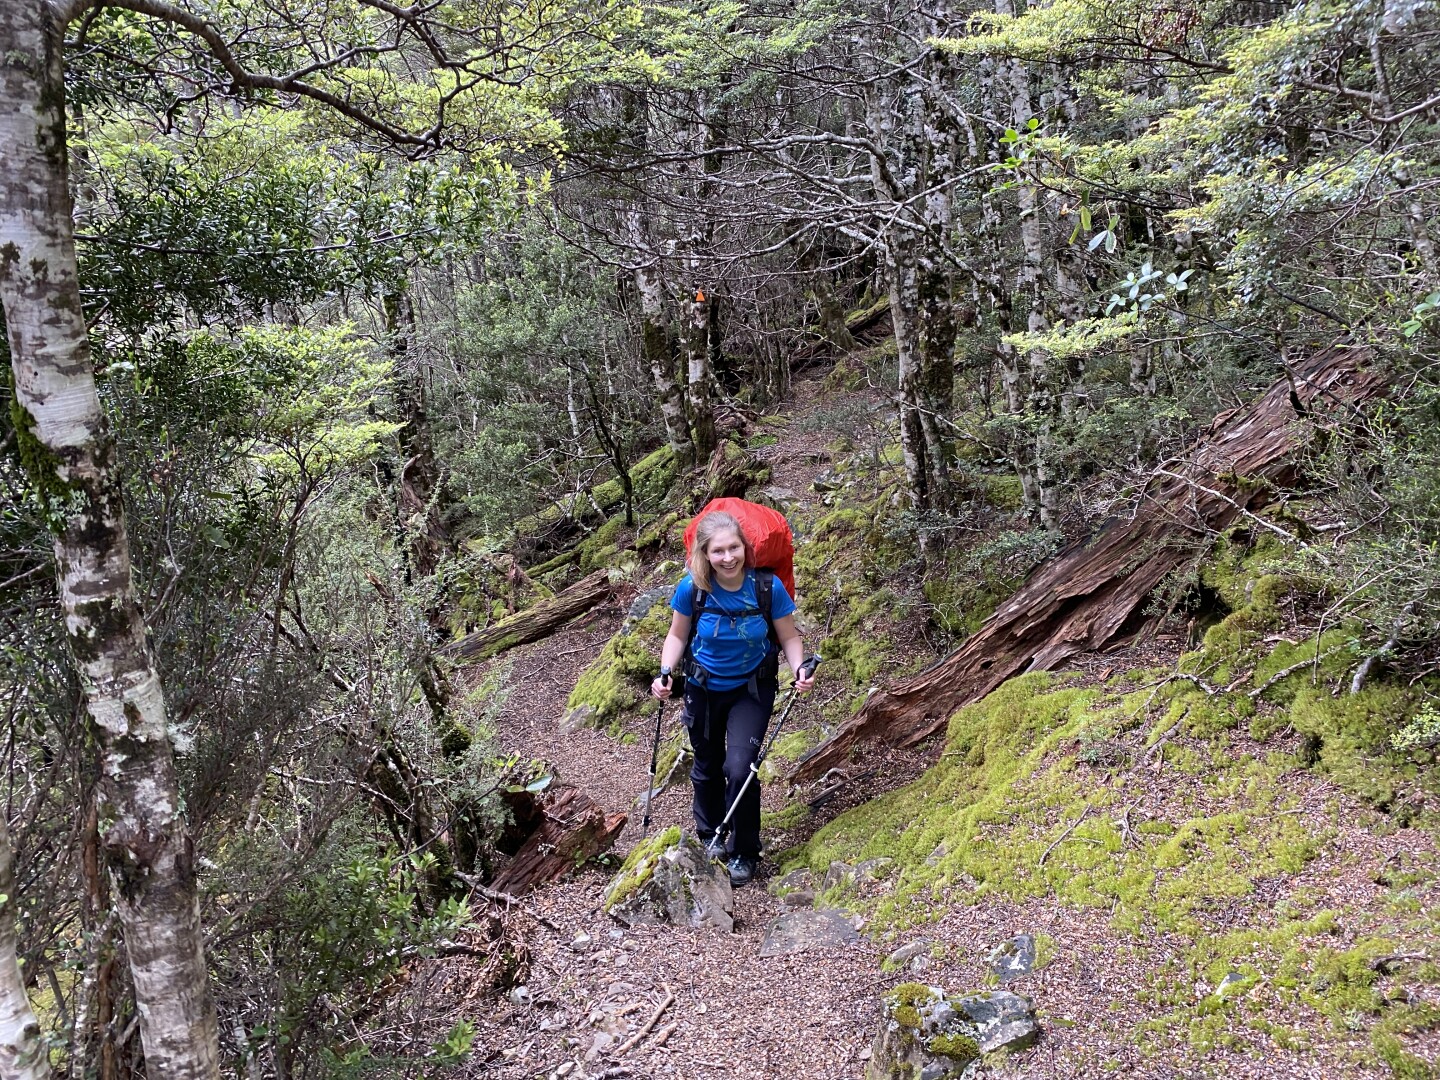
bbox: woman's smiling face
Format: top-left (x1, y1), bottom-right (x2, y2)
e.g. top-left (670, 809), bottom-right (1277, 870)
top-left (705, 529), bottom-right (746, 581)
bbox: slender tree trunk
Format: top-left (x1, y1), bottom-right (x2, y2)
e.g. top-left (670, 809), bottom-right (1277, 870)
top-left (685, 288), bottom-right (718, 457)
top-left (0, 820), bottom-right (47, 1080)
top-left (0, 8), bottom-right (220, 1078)
top-left (623, 211), bottom-right (694, 471)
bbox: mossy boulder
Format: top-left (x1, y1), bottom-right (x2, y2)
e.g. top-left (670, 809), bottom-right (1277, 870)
top-left (603, 829), bottom-right (733, 932)
top-left (867, 983), bottom-right (1038, 1080)
top-left (563, 602), bottom-right (671, 732)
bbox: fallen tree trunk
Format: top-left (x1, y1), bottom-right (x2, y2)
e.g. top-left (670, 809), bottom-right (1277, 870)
top-left (441, 570), bottom-right (614, 662)
top-left (488, 784), bottom-right (627, 895)
top-left (792, 345), bottom-right (1388, 783)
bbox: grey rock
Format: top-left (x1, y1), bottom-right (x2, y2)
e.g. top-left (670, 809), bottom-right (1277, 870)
top-left (603, 831), bottom-right (733, 933)
top-left (821, 860), bottom-right (857, 895)
top-left (623, 586), bottom-right (673, 629)
top-left (925, 843), bottom-right (948, 866)
top-left (1216, 972), bottom-right (1247, 998)
top-left (559, 703), bottom-right (597, 734)
top-left (956, 990), bottom-right (1040, 1054)
top-left (988, 933), bottom-right (1037, 984)
top-left (778, 888), bottom-right (816, 911)
top-left (856, 857), bottom-right (895, 881)
top-left (758, 908), bottom-right (860, 958)
top-left (569, 932), bottom-right (593, 953)
top-left (866, 985), bottom-right (1038, 1080)
top-left (768, 868), bottom-right (814, 897)
top-left (884, 939), bottom-right (933, 969)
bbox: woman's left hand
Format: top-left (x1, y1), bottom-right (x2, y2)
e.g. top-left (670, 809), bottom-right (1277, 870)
top-left (794, 667), bottom-right (816, 695)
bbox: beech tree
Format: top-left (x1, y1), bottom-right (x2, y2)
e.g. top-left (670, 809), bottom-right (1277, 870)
top-left (1, 0), bottom-right (620, 1073)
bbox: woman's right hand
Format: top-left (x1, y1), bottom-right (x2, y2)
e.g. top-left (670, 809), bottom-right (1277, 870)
top-left (651, 674), bottom-right (673, 700)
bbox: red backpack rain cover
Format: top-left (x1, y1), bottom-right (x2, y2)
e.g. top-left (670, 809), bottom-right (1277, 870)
top-left (683, 497), bottom-right (796, 602)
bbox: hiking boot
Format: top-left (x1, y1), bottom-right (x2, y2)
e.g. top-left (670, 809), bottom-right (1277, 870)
top-left (727, 854), bottom-right (759, 887)
top-left (699, 832), bottom-right (727, 859)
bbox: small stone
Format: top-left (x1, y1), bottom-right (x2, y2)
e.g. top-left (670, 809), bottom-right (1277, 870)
top-left (604, 831), bottom-right (734, 933)
top-left (925, 843), bottom-right (948, 866)
top-left (613, 952), bottom-right (630, 968)
top-left (768, 868), bottom-right (814, 897)
top-left (559, 703), bottom-right (597, 734)
top-left (1216, 972), bottom-right (1247, 998)
top-left (570, 932), bottom-right (593, 953)
top-left (987, 934), bottom-right (1037, 984)
top-left (885, 939), bottom-right (934, 969)
top-left (856, 857), bottom-right (895, 881)
top-left (507, 985), bottom-right (533, 1006)
top-left (779, 888), bottom-right (816, 911)
top-left (821, 860), bottom-right (857, 895)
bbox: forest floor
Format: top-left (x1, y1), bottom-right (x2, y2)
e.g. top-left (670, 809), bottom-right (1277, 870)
top-left (450, 367), bottom-right (1440, 1080)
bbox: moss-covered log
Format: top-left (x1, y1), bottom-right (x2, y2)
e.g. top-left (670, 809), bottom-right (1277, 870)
top-left (441, 570), bottom-right (614, 662)
top-left (793, 346), bottom-right (1390, 782)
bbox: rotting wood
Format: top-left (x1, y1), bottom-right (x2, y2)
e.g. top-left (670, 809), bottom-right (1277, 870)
top-left (792, 346), bottom-right (1390, 783)
top-left (488, 785), bottom-right (627, 895)
top-left (441, 571), bottom-right (615, 663)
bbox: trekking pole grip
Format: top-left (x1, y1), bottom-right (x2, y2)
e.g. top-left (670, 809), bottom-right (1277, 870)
top-left (799, 654), bottom-right (821, 680)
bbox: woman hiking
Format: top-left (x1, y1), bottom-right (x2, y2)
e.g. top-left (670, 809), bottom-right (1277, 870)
top-left (650, 509), bottom-right (815, 887)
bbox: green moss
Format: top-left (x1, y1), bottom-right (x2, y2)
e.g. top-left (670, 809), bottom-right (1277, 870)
top-left (885, 982), bottom-right (940, 1030)
top-left (981, 474), bottom-right (1024, 512)
top-left (789, 671), bottom-right (1343, 937)
top-left (926, 1032), bottom-right (980, 1060)
top-left (565, 604), bottom-right (671, 731)
top-left (8, 367), bottom-right (83, 513)
top-left (760, 802), bottom-right (811, 831)
top-left (603, 826), bottom-right (681, 911)
top-left (576, 513), bottom-right (630, 572)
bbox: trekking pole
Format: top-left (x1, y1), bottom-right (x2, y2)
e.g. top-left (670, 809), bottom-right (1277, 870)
top-left (706, 655), bottom-right (820, 859)
top-left (641, 680), bottom-right (670, 842)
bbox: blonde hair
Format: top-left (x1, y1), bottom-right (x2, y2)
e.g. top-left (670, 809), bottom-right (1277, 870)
top-left (688, 511), bottom-right (753, 592)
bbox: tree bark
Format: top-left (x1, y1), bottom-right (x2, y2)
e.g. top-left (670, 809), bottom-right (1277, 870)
top-left (0, 820), bottom-right (47, 1080)
top-left (0, 7), bottom-right (220, 1078)
top-left (792, 346), bottom-right (1389, 783)
top-left (440, 570), bottom-right (615, 661)
top-left (488, 785), bottom-right (626, 895)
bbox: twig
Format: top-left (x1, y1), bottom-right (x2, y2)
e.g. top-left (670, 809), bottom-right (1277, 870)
top-left (613, 986), bottom-right (674, 1056)
top-left (1038, 806), bottom-right (1092, 866)
top-left (649, 1020), bottom-right (679, 1048)
top-left (1249, 646), bottom-right (1344, 699)
top-left (459, 874), bottom-right (566, 934)
top-left (1352, 601), bottom-right (1417, 694)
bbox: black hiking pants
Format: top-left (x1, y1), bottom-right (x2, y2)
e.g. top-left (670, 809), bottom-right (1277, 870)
top-left (680, 676), bottom-right (778, 858)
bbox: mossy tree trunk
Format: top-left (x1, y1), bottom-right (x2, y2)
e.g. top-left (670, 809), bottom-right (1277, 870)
top-left (384, 287), bottom-right (449, 580)
top-left (0, 7), bottom-right (220, 1076)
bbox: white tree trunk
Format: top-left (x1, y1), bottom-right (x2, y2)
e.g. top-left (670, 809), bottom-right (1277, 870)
top-left (0, 6), bottom-right (220, 1078)
top-left (0, 820), bottom-right (47, 1080)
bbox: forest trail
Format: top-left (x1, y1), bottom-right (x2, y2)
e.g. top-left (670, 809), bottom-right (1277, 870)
top-left (457, 370), bottom-right (1440, 1080)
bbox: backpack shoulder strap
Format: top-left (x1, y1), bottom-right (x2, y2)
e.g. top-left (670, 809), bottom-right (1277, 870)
top-left (684, 586), bottom-right (708, 658)
top-left (756, 568), bottom-right (778, 643)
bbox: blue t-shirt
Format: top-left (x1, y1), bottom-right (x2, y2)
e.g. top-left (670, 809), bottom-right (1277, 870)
top-left (672, 569), bottom-right (797, 690)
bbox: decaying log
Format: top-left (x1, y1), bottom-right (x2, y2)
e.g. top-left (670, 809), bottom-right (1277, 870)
top-left (792, 346), bottom-right (1389, 783)
top-left (441, 571), bottom-right (614, 662)
top-left (489, 784), bottom-right (627, 895)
